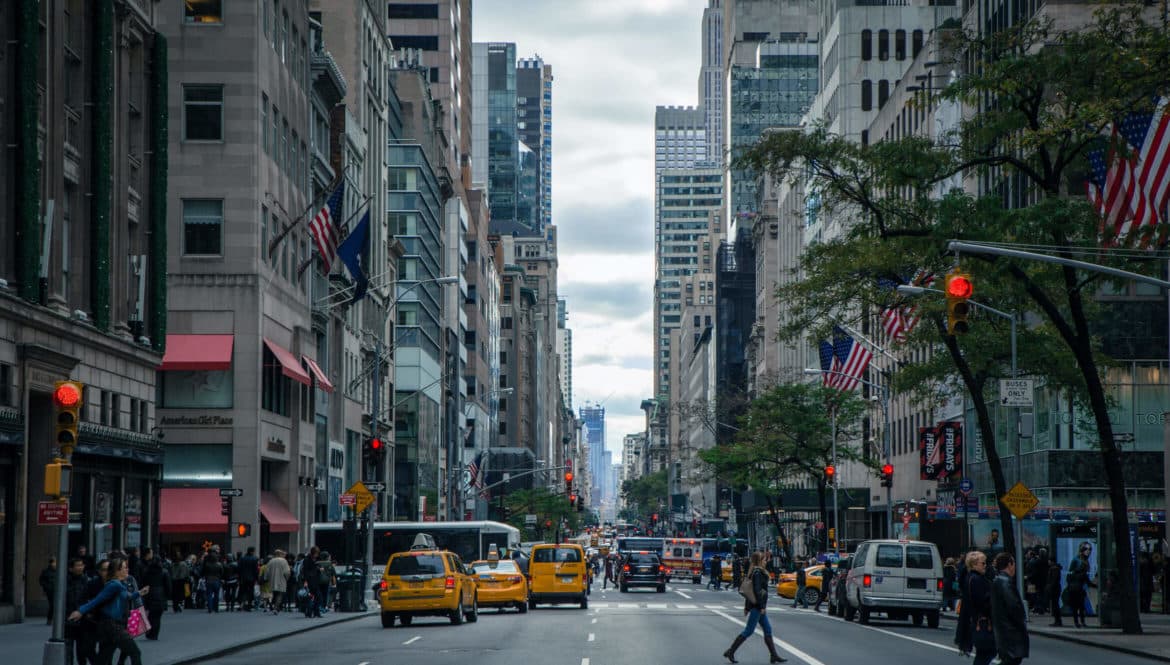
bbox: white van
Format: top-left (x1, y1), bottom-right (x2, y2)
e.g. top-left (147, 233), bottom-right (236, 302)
top-left (842, 539), bottom-right (944, 627)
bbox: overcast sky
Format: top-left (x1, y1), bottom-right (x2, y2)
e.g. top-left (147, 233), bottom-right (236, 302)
top-left (474, 1), bottom-right (704, 457)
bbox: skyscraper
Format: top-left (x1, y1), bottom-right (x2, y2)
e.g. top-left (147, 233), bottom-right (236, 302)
top-left (579, 403), bottom-right (606, 507)
top-left (517, 57), bottom-right (554, 233)
top-left (700, 0), bottom-right (725, 164)
top-left (472, 42), bottom-right (528, 234)
top-left (557, 298), bottom-right (573, 408)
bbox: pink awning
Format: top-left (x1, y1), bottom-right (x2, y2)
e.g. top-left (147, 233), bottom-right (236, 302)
top-left (263, 338), bottom-right (311, 386)
top-left (159, 488), bottom-right (227, 533)
top-left (303, 357), bottom-right (334, 393)
top-left (159, 335), bottom-right (234, 371)
top-left (260, 491), bottom-right (299, 533)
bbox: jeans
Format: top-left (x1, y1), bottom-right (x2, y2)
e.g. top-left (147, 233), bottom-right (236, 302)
top-left (794, 585), bottom-right (808, 607)
top-left (1068, 588), bottom-right (1087, 625)
top-left (739, 607), bottom-right (773, 638)
top-left (205, 579), bottom-right (221, 613)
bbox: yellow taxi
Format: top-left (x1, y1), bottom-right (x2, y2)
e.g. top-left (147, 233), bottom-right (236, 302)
top-left (378, 534), bottom-right (479, 628)
top-left (776, 564), bottom-right (825, 605)
top-left (528, 543), bottom-right (588, 609)
top-left (470, 552), bottom-right (529, 613)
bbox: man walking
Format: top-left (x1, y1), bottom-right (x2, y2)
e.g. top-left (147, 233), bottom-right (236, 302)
top-left (990, 553), bottom-right (1029, 665)
top-left (815, 562), bottom-right (834, 612)
top-left (239, 547), bottom-right (260, 611)
top-left (603, 554), bottom-right (614, 589)
top-left (710, 556), bottom-right (723, 591)
top-left (793, 561), bottom-right (809, 609)
top-left (265, 550), bottom-right (291, 614)
top-left (39, 557), bottom-right (58, 624)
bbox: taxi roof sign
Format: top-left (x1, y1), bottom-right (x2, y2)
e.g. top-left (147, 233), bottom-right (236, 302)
top-left (410, 533), bottom-right (437, 550)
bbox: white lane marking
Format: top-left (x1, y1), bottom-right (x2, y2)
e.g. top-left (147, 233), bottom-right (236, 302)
top-left (711, 610), bottom-right (826, 665)
top-left (674, 590), bottom-right (693, 599)
top-left (582, 659), bottom-right (590, 665)
top-left (591, 618), bottom-right (597, 624)
top-left (646, 603), bottom-right (668, 609)
top-left (617, 603), bottom-right (638, 608)
top-left (676, 603), bottom-right (697, 609)
top-left (403, 636), bottom-right (421, 645)
top-left (851, 623), bottom-right (961, 653)
top-left (358, 662), bottom-right (370, 665)
top-left (588, 633), bottom-right (596, 642)
top-left (704, 604), bottom-right (724, 609)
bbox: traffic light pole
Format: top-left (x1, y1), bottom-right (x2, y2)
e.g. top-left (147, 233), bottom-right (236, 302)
top-left (830, 407), bottom-right (839, 556)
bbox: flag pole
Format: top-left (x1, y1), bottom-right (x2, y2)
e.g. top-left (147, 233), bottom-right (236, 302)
top-left (269, 167), bottom-right (349, 260)
top-left (296, 194), bottom-right (374, 278)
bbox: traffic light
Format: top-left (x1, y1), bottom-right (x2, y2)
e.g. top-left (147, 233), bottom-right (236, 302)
top-left (220, 498), bottom-right (232, 516)
top-left (365, 437), bottom-right (385, 465)
top-left (880, 463), bottom-right (894, 487)
top-left (234, 523), bottom-right (251, 538)
top-left (824, 465), bottom-right (836, 486)
top-left (44, 460), bottom-right (73, 498)
top-left (52, 380), bottom-right (84, 457)
top-left (564, 470), bottom-right (574, 495)
top-left (569, 493), bottom-right (578, 508)
top-left (944, 269), bottom-right (973, 335)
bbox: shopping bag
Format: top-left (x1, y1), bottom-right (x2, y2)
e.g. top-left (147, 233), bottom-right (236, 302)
top-left (127, 606), bottom-right (150, 639)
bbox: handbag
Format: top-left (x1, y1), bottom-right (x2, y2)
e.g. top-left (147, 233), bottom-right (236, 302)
top-left (738, 574), bottom-right (757, 605)
top-left (973, 616), bottom-right (996, 651)
top-left (126, 606), bottom-right (151, 639)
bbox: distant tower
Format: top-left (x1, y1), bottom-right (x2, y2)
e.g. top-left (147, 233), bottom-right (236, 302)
top-left (579, 403), bottom-right (606, 507)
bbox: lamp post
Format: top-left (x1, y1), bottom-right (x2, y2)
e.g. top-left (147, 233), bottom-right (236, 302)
top-left (897, 283), bottom-right (1024, 602)
top-left (804, 368), bottom-right (892, 543)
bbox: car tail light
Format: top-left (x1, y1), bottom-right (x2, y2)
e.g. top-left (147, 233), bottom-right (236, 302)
top-left (509, 576), bottom-right (523, 583)
top-left (937, 579), bottom-right (944, 591)
top-left (623, 565), bottom-right (630, 572)
top-left (445, 576), bottom-right (455, 589)
top-left (380, 580), bottom-right (388, 591)
top-left (863, 574), bottom-right (872, 588)
top-left (659, 565), bottom-right (666, 573)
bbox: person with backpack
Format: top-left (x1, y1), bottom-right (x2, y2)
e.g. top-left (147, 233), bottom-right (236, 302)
top-left (723, 551), bottom-right (786, 663)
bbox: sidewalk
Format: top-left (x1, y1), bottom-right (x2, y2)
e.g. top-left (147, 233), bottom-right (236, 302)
top-left (3, 605), bottom-right (374, 665)
top-left (941, 608), bottom-right (1170, 662)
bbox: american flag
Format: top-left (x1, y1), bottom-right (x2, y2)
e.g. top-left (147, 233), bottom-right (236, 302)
top-left (309, 181), bottom-right (344, 272)
top-left (818, 340), bottom-right (841, 388)
top-left (879, 272), bottom-right (935, 343)
top-left (832, 327), bottom-right (873, 393)
top-left (1087, 98), bottom-right (1170, 245)
top-left (1118, 98), bottom-right (1170, 216)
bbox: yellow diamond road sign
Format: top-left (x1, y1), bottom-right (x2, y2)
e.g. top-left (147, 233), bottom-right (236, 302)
top-left (1000, 481), bottom-right (1039, 520)
top-left (346, 481), bottom-right (375, 514)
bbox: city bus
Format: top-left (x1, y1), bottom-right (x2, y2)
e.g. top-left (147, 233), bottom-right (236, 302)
top-left (701, 537), bottom-right (749, 574)
top-left (310, 520), bottom-right (522, 568)
top-left (615, 536), bottom-right (664, 556)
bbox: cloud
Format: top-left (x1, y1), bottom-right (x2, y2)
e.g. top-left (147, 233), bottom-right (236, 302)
top-left (556, 198), bottom-right (653, 253)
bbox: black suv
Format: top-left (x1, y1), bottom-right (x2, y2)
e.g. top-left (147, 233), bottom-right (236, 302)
top-left (619, 552), bottom-right (666, 593)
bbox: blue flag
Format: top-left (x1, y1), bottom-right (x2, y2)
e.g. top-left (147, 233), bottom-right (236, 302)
top-left (337, 210), bottom-right (370, 302)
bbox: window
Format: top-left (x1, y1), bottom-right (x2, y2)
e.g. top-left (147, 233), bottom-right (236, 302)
top-left (895, 30), bottom-right (907, 60)
top-left (876, 544), bottom-right (904, 567)
top-left (184, 0), bottom-right (222, 24)
top-left (183, 85), bottom-right (223, 140)
top-left (261, 346), bottom-right (291, 416)
top-left (878, 30), bottom-right (889, 61)
top-left (912, 30), bottom-right (924, 58)
top-left (878, 80), bottom-right (890, 108)
top-left (499, 422), bottom-right (507, 435)
top-left (182, 199), bottom-right (223, 255)
top-left (907, 546), bottom-right (934, 569)
top-left (861, 80), bottom-right (872, 111)
top-left (860, 30), bottom-right (872, 60)
top-left (388, 35), bottom-right (439, 50)
top-left (388, 3), bottom-right (440, 19)
top-left (261, 94), bottom-right (269, 154)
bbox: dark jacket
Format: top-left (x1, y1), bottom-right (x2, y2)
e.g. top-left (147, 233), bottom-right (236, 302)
top-left (743, 567), bottom-right (770, 613)
top-left (202, 560), bottom-right (224, 583)
top-left (65, 572), bottom-right (89, 614)
top-left (39, 566), bottom-right (56, 596)
top-left (1045, 563), bottom-right (1063, 596)
top-left (795, 567), bottom-right (807, 587)
top-left (955, 569), bottom-right (988, 653)
top-left (141, 559), bottom-right (171, 610)
top-left (239, 554), bottom-right (260, 583)
top-left (991, 572), bottom-right (1029, 660)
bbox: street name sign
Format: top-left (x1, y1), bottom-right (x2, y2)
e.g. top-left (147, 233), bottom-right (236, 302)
top-left (219, 488), bottom-right (244, 498)
top-left (1000, 481), bottom-right (1039, 519)
top-left (998, 379), bottom-right (1034, 407)
top-left (339, 494), bottom-right (356, 507)
top-left (525, 514), bottom-right (537, 525)
top-left (38, 501), bottom-right (69, 526)
top-left (346, 481), bottom-right (375, 514)
top-left (364, 482), bottom-right (386, 492)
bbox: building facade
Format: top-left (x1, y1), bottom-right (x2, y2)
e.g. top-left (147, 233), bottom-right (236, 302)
top-left (517, 56), bottom-right (553, 233)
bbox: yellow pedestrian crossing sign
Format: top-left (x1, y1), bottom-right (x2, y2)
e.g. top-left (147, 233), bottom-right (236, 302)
top-left (346, 481), bottom-right (375, 514)
top-left (999, 481), bottom-right (1038, 520)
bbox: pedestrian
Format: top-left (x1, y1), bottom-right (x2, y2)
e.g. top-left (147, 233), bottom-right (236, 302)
top-left (710, 555), bottom-right (723, 591)
top-left (792, 561), bottom-right (808, 609)
top-left (300, 547), bottom-right (322, 617)
top-left (201, 552), bottom-right (224, 613)
top-left (815, 561), bottom-right (834, 612)
top-left (139, 548), bottom-right (169, 640)
top-left (942, 557), bottom-right (958, 611)
top-left (991, 552), bottom-right (1030, 665)
top-left (70, 555), bottom-right (149, 665)
top-left (956, 551), bottom-right (995, 665)
top-left (239, 547), bottom-right (260, 611)
top-left (603, 555), bottom-right (614, 589)
top-left (1138, 552), bottom-right (1153, 613)
top-left (77, 546), bottom-right (96, 578)
top-left (1045, 560), bottom-right (1064, 625)
top-left (1065, 543), bottom-right (1091, 628)
top-left (40, 557), bottom-right (58, 624)
top-left (265, 549), bottom-right (290, 614)
top-left (170, 555), bottom-right (189, 613)
top-left (723, 551), bottom-right (786, 663)
top-left (732, 555), bottom-right (743, 590)
top-left (63, 557), bottom-right (90, 665)
top-left (223, 553), bottom-right (240, 612)
top-left (318, 552), bottom-right (336, 613)
top-left (1028, 549), bottom-right (1050, 615)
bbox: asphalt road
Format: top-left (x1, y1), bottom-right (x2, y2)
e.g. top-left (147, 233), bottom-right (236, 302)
top-left (202, 583), bottom-right (1160, 665)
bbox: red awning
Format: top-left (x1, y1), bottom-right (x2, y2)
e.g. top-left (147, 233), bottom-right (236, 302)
top-left (159, 488), bottom-right (228, 533)
top-left (159, 334), bottom-right (234, 371)
top-left (303, 357), bottom-right (334, 393)
top-left (260, 491), bottom-right (299, 533)
top-left (263, 338), bottom-right (312, 386)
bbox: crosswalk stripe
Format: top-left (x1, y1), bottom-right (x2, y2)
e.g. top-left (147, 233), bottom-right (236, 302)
top-left (676, 603), bottom-right (697, 609)
top-left (646, 603), bottom-right (668, 609)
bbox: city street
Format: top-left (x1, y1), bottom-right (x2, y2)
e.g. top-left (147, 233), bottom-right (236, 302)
top-left (195, 585), bottom-right (1165, 665)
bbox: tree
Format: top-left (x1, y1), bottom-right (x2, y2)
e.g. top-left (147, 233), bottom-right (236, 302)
top-left (699, 383), bottom-right (870, 556)
top-left (620, 469), bottom-right (668, 523)
top-left (739, 6), bottom-right (1169, 633)
top-left (502, 488), bottom-right (579, 541)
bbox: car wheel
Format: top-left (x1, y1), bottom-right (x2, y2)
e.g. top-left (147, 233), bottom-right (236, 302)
top-left (400, 615), bottom-right (413, 626)
top-left (450, 600), bottom-right (465, 625)
top-left (380, 612), bottom-right (395, 628)
top-left (912, 612), bottom-right (924, 626)
top-left (859, 606), bottom-right (871, 624)
top-left (927, 610), bottom-right (940, 628)
top-left (580, 595), bottom-right (588, 609)
top-left (844, 603), bottom-right (856, 622)
top-left (467, 595), bottom-right (478, 622)
top-left (518, 600), bottom-right (529, 614)
top-left (804, 587), bottom-right (821, 607)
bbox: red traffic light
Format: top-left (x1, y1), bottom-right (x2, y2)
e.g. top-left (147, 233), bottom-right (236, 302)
top-left (53, 383), bottom-right (82, 408)
top-left (824, 465), bottom-right (836, 478)
top-left (945, 274), bottom-right (973, 299)
top-left (235, 523), bottom-right (250, 537)
top-left (370, 438), bottom-right (383, 451)
top-left (881, 463), bottom-right (894, 475)
top-left (564, 471), bottom-right (573, 483)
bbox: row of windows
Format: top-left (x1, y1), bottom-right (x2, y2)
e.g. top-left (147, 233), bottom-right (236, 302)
top-left (263, 0), bottom-right (310, 88)
top-left (860, 79), bottom-right (893, 112)
top-left (860, 29), bottom-right (924, 62)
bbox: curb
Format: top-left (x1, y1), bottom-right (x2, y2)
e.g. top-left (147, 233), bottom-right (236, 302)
top-left (162, 610), bottom-right (374, 665)
top-left (940, 612), bottom-right (1170, 663)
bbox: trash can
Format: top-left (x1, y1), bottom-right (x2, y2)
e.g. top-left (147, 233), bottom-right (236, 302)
top-left (336, 569), bottom-right (365, 612)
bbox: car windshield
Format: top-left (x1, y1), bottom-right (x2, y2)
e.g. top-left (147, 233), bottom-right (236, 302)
top-left (533, 548), bottom-right (581, 563)
top-left (628, 554), bottom-right (660, 565)
top-left (386, 554), bottom-right (445, 576)
top-left (471, 560), bottom-right (519, 574)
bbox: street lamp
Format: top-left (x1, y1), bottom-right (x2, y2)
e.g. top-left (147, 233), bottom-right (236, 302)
top-left (897, 283), bottom-right (1025, 602)
top-left (804, 368), bottom-right (893, 542)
